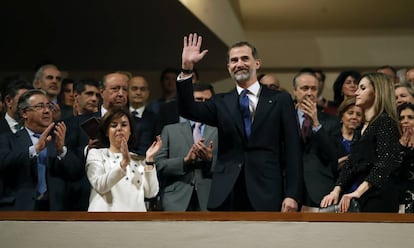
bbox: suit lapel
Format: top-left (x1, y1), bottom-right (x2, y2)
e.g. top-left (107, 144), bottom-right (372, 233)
top-left (223, 89), bottom-right (245, 138)
top-left (179, 121), bottom-right (194, 147)
top-left (251, 87), bottom-right (277, 132)
top-left (203, 125), bottom-right (216, 143)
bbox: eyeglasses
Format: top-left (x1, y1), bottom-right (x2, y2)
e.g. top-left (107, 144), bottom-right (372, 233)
top-left (45, 75), bottom-right (62, 81)
top-left (26, 103), bottom-right (55, 112)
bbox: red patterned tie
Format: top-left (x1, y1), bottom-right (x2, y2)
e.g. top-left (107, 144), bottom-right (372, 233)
top-left (301, 114), bottom-right (311, 143)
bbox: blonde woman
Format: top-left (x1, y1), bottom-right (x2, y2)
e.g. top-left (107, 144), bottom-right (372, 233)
top-left (321, 73), bottom-right (401, 212)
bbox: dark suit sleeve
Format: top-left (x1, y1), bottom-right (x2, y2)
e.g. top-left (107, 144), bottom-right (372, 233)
top-left (279, 92), bottom-right (303, 202)
top-left (313, 114), bottom-right (342, 176)
top-left (176, 77), bottom-right (217, 125)
top-left (49, 149), bottom-right (84, 181)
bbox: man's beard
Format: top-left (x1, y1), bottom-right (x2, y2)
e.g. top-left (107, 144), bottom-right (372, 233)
top-left (232, 70), bottom-right (251, 82)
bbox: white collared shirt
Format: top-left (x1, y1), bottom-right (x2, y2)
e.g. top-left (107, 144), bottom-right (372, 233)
top-left (5, 113), bottom-right (19, 133)
top-left (129, 106), bottom-right (146, 118)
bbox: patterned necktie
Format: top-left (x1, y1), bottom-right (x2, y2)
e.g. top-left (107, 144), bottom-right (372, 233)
top-left (14, 123), bottom-right (23, 132)
top-left (131, 110), bottom-right (140, 118)
top-left (193, 122), bottom-right (202, 143)
top-left (301, 114), bottom-right (311, 143)
top-left (239, 89), bottom-right (251, 139)
top-left (33, 133), bottom-right (48, 194)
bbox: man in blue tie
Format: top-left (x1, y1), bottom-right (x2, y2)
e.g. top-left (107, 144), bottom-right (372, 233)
top-left (176, 33), bottom-right (302, 211)
top-left (0, 89), bottom-right (83, 210)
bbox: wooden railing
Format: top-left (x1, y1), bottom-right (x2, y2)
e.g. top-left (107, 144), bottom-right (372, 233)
top-left (1, 211), bottom-right (414, 222)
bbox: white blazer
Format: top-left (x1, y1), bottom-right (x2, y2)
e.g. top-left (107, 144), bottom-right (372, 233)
top-left (86, 148), bottom-right (159, 212)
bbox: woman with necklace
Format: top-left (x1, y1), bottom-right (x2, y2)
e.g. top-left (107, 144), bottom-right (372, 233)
top-left (86, 108), bottom-right (161, 211)
top-left (321, 73), bottom-right (401, 212)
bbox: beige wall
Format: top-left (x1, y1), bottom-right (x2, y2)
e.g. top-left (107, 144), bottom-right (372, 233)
top-left (1, 220), bottom-right (413, 248)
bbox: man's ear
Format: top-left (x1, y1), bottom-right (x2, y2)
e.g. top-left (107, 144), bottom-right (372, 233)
top-left (5, 95), bottom-right (12, 108)
top-left (21, 109), bottom-right (28, 119)
top-left (33, 80), bottom-right (40, 89)
top-left (255, 59), bottom-right (261, 70)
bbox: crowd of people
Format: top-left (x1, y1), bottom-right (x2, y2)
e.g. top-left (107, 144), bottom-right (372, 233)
top-left (0, 33), bottom-right (413, 213)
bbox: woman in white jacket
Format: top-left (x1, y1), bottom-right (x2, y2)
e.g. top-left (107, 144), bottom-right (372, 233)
top-left (86, 108), bottom-right (161, 211)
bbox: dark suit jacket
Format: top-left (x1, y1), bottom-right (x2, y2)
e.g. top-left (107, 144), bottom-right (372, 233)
top-left (0, 129), bottom-right (83, 210)
top-left (0, 115), bottom-right (12, 135)
top-left (155, 121), bottom-right (218, 211)
top-left (176, 78), bottom-right (303, 211)
top-left (301, 110), bottom-right (341, 206)
top-left (337, 112), bottom-right (401, 212)
top-left (131, 108), bottom-right (157, 156)
top-left (64, 111), bottom-right (101, 210)
top-left (155, 100), bottom-right (180, 135)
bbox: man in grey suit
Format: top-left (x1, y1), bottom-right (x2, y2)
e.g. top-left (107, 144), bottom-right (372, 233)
top-left (155, 83), bottom-right (218, 211)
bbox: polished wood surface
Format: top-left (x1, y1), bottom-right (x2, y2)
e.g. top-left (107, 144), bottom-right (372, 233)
top-left (0, 211), bottom-right (413, 222)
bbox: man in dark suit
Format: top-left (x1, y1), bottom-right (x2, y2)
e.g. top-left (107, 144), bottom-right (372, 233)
top-left (155, 83), bottom-right (218, 211)
top-left (128, 75), bottom-right (157, 155)
top-left (292, 71), bottom-right (341, 211)
top-left (0, 80), bottom-right (33, 135)
top-left (175, 33), bottom-right (302, 211)
top-left (64, 79), bottom-right (101, 210)
top-left (0, 89), bottom-right (82, 210)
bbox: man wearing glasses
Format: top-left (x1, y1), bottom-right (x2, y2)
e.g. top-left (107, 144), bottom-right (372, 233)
top-left (0, 89), bottom-right (82, 210)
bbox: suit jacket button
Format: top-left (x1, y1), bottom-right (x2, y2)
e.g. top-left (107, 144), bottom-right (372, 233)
top-left (238, 164), bottom-right (242, 168)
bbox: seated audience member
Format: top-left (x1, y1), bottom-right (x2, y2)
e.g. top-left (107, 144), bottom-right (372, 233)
top-left (293, 71), bottom-right (341, 212)
top-left (325, 70), bottom-right (361, 115)
top-left (258, 73), bottom-right (281, 90)
top-left (0, 89), bottom-right (82, 210)
top-left (128, 74), bottom-right (157, 155)
top-left (377, 65), bottom-right (399, 84)
top-left (58, 78), bottom-right (75, 120)
top-left (155, 83), bottom-right (218, 211)
top-left (336, 97), bottom-right (363, 169)
top-left (396, 103), bottom-right (414, 213)
top-left (406, 67), bottom-right (414, 85)
top-left (0, 79), bottom-right (33, 135)
top-left (321, 73), bottom-right (401, 213)
top-left (395, 82), bottom-right (414, 106)
top-left (86, 108), bottom-right (161, 211)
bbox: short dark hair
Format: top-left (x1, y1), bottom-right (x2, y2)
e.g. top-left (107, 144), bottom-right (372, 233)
top-left (227, 41), bottom-right (259, 63)
top-left (193, 82), bottom-right (215, 95)
top-left (2, 79), bottom-right (33, 104)
top-left (398, 102), bottom-right (414, 117)
top-left (160, 68), bottom-right (179, 82)
top-left (97, 108), bottom-right (136, 148)
top-left (74, 79), bottom-right (100, 94)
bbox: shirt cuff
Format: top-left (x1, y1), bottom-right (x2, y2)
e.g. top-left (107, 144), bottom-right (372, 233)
top-left (57, 146), bottom-right (67, 160)
top-left (312, 124), bottom-right (322, 133)
top-left (177, 74), bottom-right (192, 82)
top-left (29, 145), bottom-right (37, 159)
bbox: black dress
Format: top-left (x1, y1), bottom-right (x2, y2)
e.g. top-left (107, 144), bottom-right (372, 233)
top-left (336, 112), bottom-right (402, 212)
